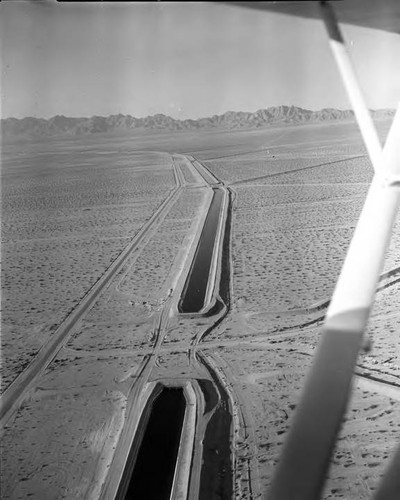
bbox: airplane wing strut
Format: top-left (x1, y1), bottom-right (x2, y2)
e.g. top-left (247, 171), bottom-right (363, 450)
top-left (268, 2), bottom-right (400, 499)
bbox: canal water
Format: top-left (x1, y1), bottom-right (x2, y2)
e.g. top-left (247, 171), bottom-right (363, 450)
top-left (120, 388), bottom-right (186, 500)
top-left (179, 188), bottom-right (224, 313)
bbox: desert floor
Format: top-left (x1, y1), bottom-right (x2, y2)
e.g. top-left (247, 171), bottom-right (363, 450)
top-left (1, 120), bottom-right (399, 499)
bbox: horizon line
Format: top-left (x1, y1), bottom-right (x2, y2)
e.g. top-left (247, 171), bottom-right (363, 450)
top-left (2, 104), bottom-right (395, 122)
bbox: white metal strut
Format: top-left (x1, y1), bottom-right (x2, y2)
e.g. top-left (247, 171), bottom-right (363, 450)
top-left (268, 2), bottom-right (400, 499)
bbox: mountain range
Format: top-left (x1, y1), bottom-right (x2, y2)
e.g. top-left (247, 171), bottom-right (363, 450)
top-left (1, 106), bottom-right (394, 139)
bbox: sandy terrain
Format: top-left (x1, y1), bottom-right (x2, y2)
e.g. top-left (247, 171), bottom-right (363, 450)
top-left (1, 143), bottom-right (175, 392)
top-left (1, 120), bottom-right (399, 499)
top-left (200, 120), bottom-right (400, 498)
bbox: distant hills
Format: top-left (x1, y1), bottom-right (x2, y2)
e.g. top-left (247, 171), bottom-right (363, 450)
top-left (1, 106), bottom-right (394, 139)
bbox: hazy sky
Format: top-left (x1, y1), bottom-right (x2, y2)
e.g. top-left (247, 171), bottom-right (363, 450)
top-left (1, 1), bottom-right (400, 119)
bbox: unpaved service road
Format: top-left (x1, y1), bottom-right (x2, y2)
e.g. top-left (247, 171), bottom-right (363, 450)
top-left (2, 121), bottom-right (399, 500)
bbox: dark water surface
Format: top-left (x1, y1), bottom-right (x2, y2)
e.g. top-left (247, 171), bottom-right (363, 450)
top-left (122, 388), bottom-right (186, 500)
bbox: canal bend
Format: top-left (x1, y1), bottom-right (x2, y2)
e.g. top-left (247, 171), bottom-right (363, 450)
top-left (115, 157), bottom-right (232, 500)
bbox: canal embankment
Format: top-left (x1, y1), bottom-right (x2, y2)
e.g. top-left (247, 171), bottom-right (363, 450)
top-left (110, 381), bottom-right (197, 500)
top-left (178, 187), bottom-right (225, 314)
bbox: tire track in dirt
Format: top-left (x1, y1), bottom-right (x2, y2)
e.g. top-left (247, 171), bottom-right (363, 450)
top-left (186, 156), bottom-right (263, 499)
top-left (240, 265), bottom-right (400, 337)
top-left (0, 158), bottom-right (184, 429)
top-left (98, 155), bottom-right (225, 499)
top-left (230, 154), bottom-right (366, 186)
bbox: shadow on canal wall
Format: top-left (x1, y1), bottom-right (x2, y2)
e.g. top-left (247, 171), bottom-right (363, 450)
top-left (195, 188), bottom-right (235, 499)
top-left (115, 384), bottom-right (186, 500)
top-left (197, 352), bottom-right (233, 500)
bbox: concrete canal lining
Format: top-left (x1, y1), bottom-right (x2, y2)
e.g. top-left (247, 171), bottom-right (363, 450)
top-left (179, 188), bottom-right (224, 313)
top-left (116, 386), bottom-right (186, 500)
top-left (111, 381), bottom-right (197, 500)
